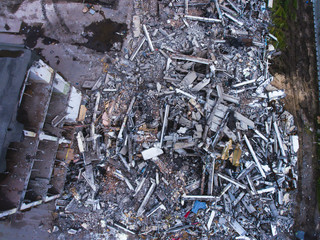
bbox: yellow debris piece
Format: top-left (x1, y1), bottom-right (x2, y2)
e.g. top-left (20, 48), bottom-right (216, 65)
top-left (221, 140), bottom-right (232, 160)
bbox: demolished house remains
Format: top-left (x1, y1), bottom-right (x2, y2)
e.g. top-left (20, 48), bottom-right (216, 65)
top-left (0, 44), bottom-right (82, 218)
top-left (1, 0), bottom-right (300, 239)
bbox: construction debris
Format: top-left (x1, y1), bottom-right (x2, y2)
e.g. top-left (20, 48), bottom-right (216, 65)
top-left (54, 1), bottom-right (299, 239)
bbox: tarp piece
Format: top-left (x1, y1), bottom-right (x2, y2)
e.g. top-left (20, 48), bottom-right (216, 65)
top-left (191, 200), bottom-right (207, 214)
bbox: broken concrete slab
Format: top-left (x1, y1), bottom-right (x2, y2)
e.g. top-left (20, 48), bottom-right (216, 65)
top-left (141, 147), bottom-right (164, 160)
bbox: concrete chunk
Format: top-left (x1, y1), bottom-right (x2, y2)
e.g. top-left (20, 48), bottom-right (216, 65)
top-left (191, 78), bottom-right (210, 91)
top-left (132, 15), bottom-right (141, 38)
top-left (234, 111), bottom-right (255, 128)
top-left (181, 71), bottom-right (197, 87)
top-left (141, 147), bottom-right (164, 160)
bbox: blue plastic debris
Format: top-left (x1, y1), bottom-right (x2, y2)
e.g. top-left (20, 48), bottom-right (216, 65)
top-left (191, 201), bottom-right (207, 214)
top-left (295, 230), bottom-right (305, 240)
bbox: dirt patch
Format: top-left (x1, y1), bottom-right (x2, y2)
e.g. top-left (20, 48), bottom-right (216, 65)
top-left (42, 36), bottom-right (59, 45)
top-left (270, 0), bottom-right (320, 237)
top-left (0, 0), bottom-right (38, 14)
top-left (2, 0), bottom-right (24, 14)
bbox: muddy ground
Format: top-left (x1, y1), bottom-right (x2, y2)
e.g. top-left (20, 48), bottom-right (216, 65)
top-left (270, 0), bottom-right (320, 238)
top-left (0, 0), bottom-right (320, 239)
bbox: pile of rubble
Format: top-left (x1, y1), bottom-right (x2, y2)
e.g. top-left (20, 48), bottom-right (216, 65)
top-left (54, 1), bottom-right (299, 239)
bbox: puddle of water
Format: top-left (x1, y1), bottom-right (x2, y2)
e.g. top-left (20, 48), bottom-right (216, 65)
top-left (4, 24), bottom-right (11, 30)
top-left (68, 0), bottom-right (118, 9)
top-left (0, 50), bottom-right (24, 58)
top-left (19, 22), bottom-right (60, 49)
top-left (19, 22), bottom-right (43, 49)
top-left (80, 19), bottom-right (127, 52)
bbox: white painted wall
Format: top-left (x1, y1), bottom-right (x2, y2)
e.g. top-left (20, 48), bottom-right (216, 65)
top-left (65, 86), bottom-right (82, 122)
top-left (29, 60), bottom-right (53, 84)
top-left (53, 73), bottom-right (70, 95)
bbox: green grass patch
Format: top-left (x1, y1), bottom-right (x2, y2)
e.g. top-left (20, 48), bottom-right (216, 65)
top-left (317, 118), bottom-right (320, 210)
top-left (317, 170), bottom-right (320, 211)
top-left (304, 125), bottom-right (313, 135)
top-left (269, 0), bottom-right (298, 50)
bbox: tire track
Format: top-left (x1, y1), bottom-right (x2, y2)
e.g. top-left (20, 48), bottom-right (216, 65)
top-left (52, 0), bottom-right (71, 34)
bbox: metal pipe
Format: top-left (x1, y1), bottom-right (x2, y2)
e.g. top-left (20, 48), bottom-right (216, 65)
top-left (244, 134), bottom-right (266, 178)
top-left (130, 37), bottom-right (146, 61)
top-left (223, 12), bottom-right (243, 26)
top-left (137, 179), bottom-right (156, 216)
top-left (273, 122), bottom-right (286, 157)
top-left (217, 173), bottom-right (247, 189)
top-left (160, 105), bottom-right (170, 148)
top-left (184, 15), bottom-right (222, 23)
top-left (143, 25), bottom-right (154, 52)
